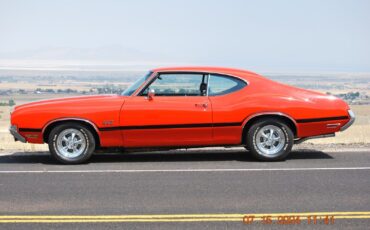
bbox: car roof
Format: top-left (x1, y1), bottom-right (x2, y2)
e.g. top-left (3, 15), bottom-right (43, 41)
top-left (151, 66), bottom-right (262, 80)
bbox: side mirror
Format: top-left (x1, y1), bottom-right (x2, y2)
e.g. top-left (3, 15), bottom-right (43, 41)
top-left (148, 88), bottom-right (155, 100)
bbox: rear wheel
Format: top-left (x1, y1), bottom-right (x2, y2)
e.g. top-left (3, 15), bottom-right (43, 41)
top-left (48, 122), bottom-right (95, 164)
top-left (246, 118), bottom-right (293, 161)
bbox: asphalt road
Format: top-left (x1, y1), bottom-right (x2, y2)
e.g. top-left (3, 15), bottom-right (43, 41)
top-left (0, 148), bottom-right (369, 229)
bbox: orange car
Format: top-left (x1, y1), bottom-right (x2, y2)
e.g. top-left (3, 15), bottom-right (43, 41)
top-left (9, 67), bottom-right (355, 164)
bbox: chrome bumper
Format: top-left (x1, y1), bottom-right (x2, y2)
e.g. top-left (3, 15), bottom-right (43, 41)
top-left (340, 110), bottom-right (355, 131)
top-left (9, 125), bottom-right (26, 143)
top-left (294, 133), bottom-right (335, 144)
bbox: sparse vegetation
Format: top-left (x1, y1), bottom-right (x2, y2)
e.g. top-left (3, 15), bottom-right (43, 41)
top-left (0, 99), bottom-right (16, 106)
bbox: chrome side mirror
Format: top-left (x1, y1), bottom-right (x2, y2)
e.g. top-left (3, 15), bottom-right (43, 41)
top-left (147, 88), bottom-right (155, 100)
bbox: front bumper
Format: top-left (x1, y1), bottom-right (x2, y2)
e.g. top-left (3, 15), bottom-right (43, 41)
top-left (340, 110), bottom-right (355, 131)
top-left (9, 125), bottom-right (26, 143)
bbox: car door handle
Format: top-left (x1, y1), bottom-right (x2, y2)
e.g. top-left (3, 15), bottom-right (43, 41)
top-left (195, 103), bottom-right (208, 109)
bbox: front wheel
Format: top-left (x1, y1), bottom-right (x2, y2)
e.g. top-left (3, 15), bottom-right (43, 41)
top-left (48, 122), bottom-right (95, 164)
top-left (246, 118), bottom-right (293, 161)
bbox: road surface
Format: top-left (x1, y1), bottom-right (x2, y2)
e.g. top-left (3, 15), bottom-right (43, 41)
top-left (0, 148), bottom-right (369, 229)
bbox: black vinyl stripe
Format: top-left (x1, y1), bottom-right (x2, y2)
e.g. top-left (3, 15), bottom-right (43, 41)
top-left (212, 122), bottom-right (242, 127)
top-left (99, 127), bottom-right (121, 132)
top-left (99, 122), bottom-right (242, 131)
top-left (296, 116), bottom-right (349, 123)
top-left (19, 116), bottom-right (348, 133)
top-left (19, 128), bottom-right (42, 132)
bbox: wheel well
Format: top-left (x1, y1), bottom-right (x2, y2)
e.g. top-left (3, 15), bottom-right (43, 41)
top-left (43, 120), bottom-right (100, 147)
top-left (241, 115), bottom-right (297, 144)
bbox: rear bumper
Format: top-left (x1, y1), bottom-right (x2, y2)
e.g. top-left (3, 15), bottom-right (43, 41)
top-left (9, 125), bottom-right (26, 143)
top-left (294, 133), bottom-right (335, 144)
top-left (340, 110), bottom-right (355, 131)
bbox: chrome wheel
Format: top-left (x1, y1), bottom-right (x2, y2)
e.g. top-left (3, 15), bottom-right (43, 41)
top-left (56, 128), bottom-right (87, 159)
top-left (255, 125), bottom-right (285, 156)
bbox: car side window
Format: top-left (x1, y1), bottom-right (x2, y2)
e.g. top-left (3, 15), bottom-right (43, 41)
top-left (141, 73), bottom-right (207, 96)
top-left (208, 74), bottom-right (246, 96)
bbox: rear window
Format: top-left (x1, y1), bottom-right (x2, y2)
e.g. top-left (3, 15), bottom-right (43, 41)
top-left (208, 74), bottom-right (246, 96)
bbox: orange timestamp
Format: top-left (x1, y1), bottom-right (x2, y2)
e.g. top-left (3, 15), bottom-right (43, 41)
top-left (243, 215), bottom-right (335, 225)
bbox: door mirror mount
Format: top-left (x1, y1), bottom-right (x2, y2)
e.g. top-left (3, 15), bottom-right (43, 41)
top-left (147, 88), bottom-right (155, 100)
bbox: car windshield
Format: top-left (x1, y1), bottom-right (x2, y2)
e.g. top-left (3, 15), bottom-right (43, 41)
top-left (121, 71), bottom-right (152, 96)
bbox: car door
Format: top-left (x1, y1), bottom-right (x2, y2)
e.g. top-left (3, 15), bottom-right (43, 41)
top-left (120, 72), bottom-right (213, 147)
top-left (207, 74), bottom-right (249, 145)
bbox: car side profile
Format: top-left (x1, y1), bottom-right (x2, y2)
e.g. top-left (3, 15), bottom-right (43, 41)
top-left (10, 67), bottom-right (355, 164)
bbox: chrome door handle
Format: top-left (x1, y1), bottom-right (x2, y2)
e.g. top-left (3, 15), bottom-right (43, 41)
top-left (195, 103), bottom-right (208, 108)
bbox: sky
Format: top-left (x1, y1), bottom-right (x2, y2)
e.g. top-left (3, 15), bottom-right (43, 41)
top-left (0, 0), bottom-right (369, 72)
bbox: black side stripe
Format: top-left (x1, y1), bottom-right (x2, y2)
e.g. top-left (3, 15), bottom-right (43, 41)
top-left (296, 116), bottom-right (349, 123)
top-left (18, 116), bottom-right (349, 133)
top-left (19, 128), bottom-right (42, 132)
top-left (99, 122), bottom-right (242, 131)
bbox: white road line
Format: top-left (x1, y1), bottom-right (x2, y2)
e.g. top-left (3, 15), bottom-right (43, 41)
top-left (0, 167), bottom-right (369, 174)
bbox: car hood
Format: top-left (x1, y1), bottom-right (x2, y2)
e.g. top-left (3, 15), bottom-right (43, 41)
top-left (14, 94), bottom-right (123, 111)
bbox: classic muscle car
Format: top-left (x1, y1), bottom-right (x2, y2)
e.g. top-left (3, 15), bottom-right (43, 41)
top-left (10, 67), bottom-right (355, 164)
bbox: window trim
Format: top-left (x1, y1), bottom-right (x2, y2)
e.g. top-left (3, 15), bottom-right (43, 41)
top-left (130, 71), bottom-right (157, 97)
top-left (133, 71), bottom-right (249, 97)
top-left (137, 72), bottom-right (209, 97)
top-left (206, 74), bottom-right (210, 96)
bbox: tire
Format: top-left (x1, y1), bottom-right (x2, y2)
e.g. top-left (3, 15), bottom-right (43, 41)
top-left (246, 118), bottom-right (293, 161)
top-left (48, 122), bottom-right (96, 164)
